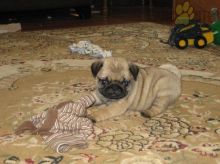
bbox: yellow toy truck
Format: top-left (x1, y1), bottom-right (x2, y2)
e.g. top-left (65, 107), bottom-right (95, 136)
top-left (168, 21), bottom-right (214, 49)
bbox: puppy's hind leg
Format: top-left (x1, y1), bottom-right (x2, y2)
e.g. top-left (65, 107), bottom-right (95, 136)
top-left (141, 96), bottom-right (172, 118)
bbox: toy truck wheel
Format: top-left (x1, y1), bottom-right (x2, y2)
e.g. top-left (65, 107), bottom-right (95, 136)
top-left (175, 38), bottom-right (188, 49)
top-left (194, 36), bottom-right (207, 49)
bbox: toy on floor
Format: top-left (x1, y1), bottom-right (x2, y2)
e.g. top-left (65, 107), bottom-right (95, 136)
top-left (161, 20), bottom-right (214, 49)
top-left (15, 93), bottom-right (97, 153)
top-left (69, 40), bottom-right (112, 58)
top-left (210, 8), bottom-right (220, 45)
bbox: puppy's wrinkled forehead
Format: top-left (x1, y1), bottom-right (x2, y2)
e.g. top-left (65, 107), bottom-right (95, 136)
top-left (99, 57), bottom-right (130, 81)
top-left (105, 57), bottom-right (128, 72)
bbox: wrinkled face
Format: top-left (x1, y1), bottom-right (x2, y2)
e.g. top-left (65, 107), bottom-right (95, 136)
top-left (91, 57), bottom-right (139, 100)
top-left (97, 76), bottom-right (130, 99)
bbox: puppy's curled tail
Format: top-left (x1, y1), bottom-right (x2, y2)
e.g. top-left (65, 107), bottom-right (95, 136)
top-left (159, 64), bottom-right (181, 79)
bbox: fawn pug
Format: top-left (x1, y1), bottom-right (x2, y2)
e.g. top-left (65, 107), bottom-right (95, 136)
top-left (90, 57), bottom-right (181, 122)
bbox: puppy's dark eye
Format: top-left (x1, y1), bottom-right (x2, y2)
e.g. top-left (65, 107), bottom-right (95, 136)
top-left (122, 79), bottom-right (130, 86)
top-left (99, 78), bottom-right (109, 85)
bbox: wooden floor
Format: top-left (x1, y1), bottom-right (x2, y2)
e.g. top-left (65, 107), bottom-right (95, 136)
top-left (0, 6), bottom-right (173, 31)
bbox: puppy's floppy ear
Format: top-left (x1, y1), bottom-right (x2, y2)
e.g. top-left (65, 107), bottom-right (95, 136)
top-left (129, 63), bottom-right (139, 80)
top-left (91, 61), bottom-right (103, 77)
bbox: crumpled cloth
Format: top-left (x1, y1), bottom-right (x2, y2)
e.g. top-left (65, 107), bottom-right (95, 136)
top-left (69, 40), bottom-right (112, 58)
top-left (16, 94), bottom-right (97, 153)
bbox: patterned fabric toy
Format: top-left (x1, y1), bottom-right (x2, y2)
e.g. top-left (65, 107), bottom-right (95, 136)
top-left (69, 40), bottom-right (112, 58)
top-left (15, 93), bottom-right (98, 153)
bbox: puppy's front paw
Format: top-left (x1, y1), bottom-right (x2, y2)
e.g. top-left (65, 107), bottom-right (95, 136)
top-left (141, 110), bottom-right (154, 118)
top-left (88, 111), bottom-right (108, 122)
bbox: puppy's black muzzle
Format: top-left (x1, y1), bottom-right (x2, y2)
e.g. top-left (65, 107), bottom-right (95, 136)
top-left (100, 83), bottom-right (127, 99)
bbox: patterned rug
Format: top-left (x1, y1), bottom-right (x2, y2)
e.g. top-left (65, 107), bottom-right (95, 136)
top-left (0, 22), bottom-right (220, 164)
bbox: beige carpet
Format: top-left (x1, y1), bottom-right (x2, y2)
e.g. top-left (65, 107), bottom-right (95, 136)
top-left (0, 22), bottom-right (220, 164)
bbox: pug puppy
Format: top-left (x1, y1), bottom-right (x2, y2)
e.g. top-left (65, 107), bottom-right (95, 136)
top-left (89, 57), bottom-right (181, 122)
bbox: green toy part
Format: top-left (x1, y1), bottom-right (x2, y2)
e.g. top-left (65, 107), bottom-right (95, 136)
top-left (211, 21), bottom-right (220, 45)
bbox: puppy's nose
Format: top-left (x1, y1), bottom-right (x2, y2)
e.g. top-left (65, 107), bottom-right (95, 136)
top-left (108, 84), bottom-right (122, 94)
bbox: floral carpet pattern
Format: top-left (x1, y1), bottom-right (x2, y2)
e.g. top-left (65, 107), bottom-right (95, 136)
top-left (0, 22), bottom-right (220, 164)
